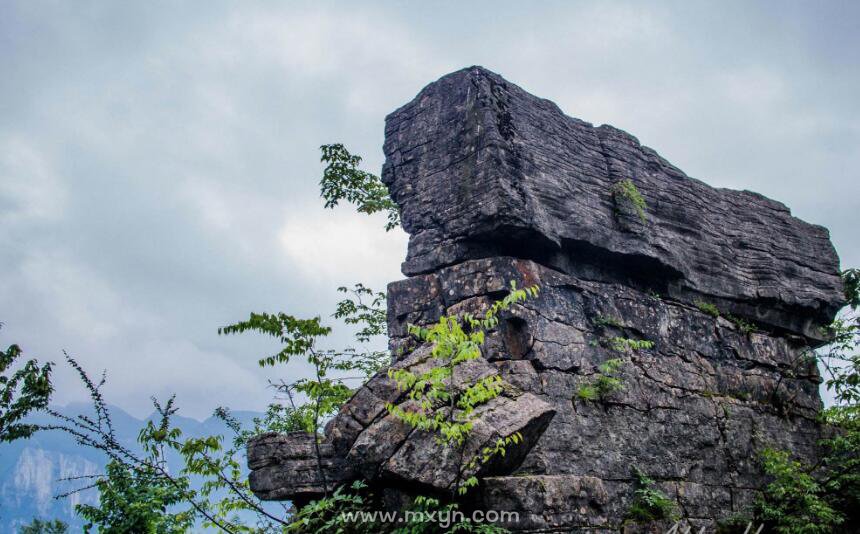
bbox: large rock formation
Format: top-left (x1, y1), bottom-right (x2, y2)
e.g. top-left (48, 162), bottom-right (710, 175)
top-left (248, 67), bottom-right (845, 531)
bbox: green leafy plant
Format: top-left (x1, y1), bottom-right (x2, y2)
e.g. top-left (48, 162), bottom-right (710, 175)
top-left (756, 449), bottom-right (843, 534)
top-left (320, 143), bottom-right (400, 231)
top-left (625, 467), bottom-right (678, 523)
top-left (286, 481), bottom-right (375, 533)
top-left (577, 333), bottom-right (652, 402)
top-left (694, 300), bottom-right (721, 318)
top-left (1, 324), bottom-right (53, 442)
top-left (219, 308), bottom-right (378, 497)
top-left (608, 337), bottom-right (654, 352)
top-left (19, 519), bottom-right (68, 534)
top-left (593, 315), bottom-right (622, 328)
top-left (611, 179), bottom-right (647, 222)
top-left (694, 301), bottom-right (756, 333)
top-left (843, 268), bottom-right (860, 309)
top-left (395, 495), bottom-right (510, 533)
top-left (576, 358), bottom-right (624, 401)
top-left (726, 314), bottom-right (756, 334)
top-left (753, 268), bottom-right (860, 532)
top-left (386, 281), bottom-right (539, 495)
top-left (75, 398), bottom-right (195, 533)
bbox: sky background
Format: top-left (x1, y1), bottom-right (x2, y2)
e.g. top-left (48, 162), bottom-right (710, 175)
top-left (1, 1), bottom-right (858, 419)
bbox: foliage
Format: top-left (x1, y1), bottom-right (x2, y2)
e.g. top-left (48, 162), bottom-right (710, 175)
top-left (333, 283), bottom-right (391, 376)
top-left (756, 449), bottom-right (843, 534)
top-left (219, 290), bottom-right (386, 435)
top-left (386, 281), bottom-right (539, 495)
top-left (1, 325), bottom-right (53, 442)
top-left (608, 337), bottom-right (654, 352)
top-left (394, 495), bottom-right (510, 534)
top-left (694, 300), bottom-right (721, 318)
top-left (625, 467), bottom-right (678, 523)
top-left (319, 143), bottom-right (400, 231)
top-left (286, 486), bottom-right (510, 534)
top-left (753, 268), bottom-right (860, 533)
top-left (286, 481), bottom-right (375, 533)
top-left (19, 519), bottom-right (69, 534)
top-left (218, 293), bottom-right (387, 499)
top-left (75, 397), bottom-right (195, 533)
top-left (611, 179), bottom-right (647, 222)
top-left (577, 333), bottom-right (652, 402)
top-left (576, 358), bottom-right (625, 401)
top-left (843, 268), bottom-right (860, 309)
top-left (76, 460), bottom-right (194, 533)
top-left (727, 314), bottom-right (756, 334)
top-left (593, 315), bottom-right (622, 328)
top-left (693, 301), bottom-right (756, 333)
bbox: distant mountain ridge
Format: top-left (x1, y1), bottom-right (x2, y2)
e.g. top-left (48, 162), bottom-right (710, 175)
top-left (0, 404), bottom-right (262, 531)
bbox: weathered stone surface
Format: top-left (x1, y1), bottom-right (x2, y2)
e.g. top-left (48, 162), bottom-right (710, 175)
top-left (248, 338), bottom-right (556, 499)
top-left (382, 392), bottom-right (555, 491)
top-left (385, 257), bottom-right (828, 530)
top-left (247, 432), bottom-right (354, 501)
top-left (381, 66), bottom-right (844, 342)
top-left (248, 68), bottom-right (844, 531)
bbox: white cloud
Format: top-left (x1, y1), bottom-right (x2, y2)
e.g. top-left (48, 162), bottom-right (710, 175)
top-left (278, 207), bottom-right (407, 285)
top-left (0, 136), bottom-right (66, 224)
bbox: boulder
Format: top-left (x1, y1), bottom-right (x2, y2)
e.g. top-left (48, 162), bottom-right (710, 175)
top-left (381, 66), bottom-right (844, 342)
top-left (248, 67), bottom-right (845, 531)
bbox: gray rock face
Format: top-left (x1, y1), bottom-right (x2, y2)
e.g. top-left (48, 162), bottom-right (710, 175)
top-left (381, 66), bottom-right (843, 342)
top-left (248, 68), bottom-right (845, 531)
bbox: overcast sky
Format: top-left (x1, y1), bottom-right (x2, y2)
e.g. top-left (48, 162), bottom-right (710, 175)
top-left (1, 1), bottom-right (858, 419)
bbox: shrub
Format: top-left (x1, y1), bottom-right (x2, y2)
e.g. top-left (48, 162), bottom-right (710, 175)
top-left (625, 467), bottom-right (678, 523)
top-left (611, 179), bottom-right (647, 222)
top-left (576, 358), bottom-right (624, 401)
top-left (593, 315), bottom-right (622, 328)
top-left (694, 300), bottom-right (721, 318)
top-left (608, 337), bottom-right (654, 352)
top-left (756, 449), bottom-right (843, 534)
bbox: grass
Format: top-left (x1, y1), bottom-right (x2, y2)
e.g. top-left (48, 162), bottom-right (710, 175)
top-left (611, 179), bottom-right (647, 222)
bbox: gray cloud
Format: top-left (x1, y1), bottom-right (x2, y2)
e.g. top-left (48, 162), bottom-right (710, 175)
top-left (1, 1), bottom-right (857, 417)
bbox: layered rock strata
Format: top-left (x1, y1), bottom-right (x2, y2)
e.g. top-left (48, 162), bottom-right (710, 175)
top-left (247, 67), bottom-right (845, 532)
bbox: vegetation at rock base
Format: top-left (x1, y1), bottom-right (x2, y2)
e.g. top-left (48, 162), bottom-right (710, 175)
top-left (624, 467), bottom-right (678, 523)
top-left (593, 314), bottom-right (622, 328)
top-left (287, 486), bottom-right (509, 534)
top-left (751, 268), bottom-right (860, 533)
top-left (387, 280), bottom-right (538, 495)
top-left (576, 335), bottom-right (652, 402)
top-left (611, 178), bottom-right (647, 222)
top-left (608, 337), bottom-right (654, 352)
top-left (755, 449), bottom-right (843, 533)
top-left (694, 300), bottom-right (756, 334)
top-left (575, 357), bottom-right (625, 401)
top-left (695, 300), bottom-right (721, 318)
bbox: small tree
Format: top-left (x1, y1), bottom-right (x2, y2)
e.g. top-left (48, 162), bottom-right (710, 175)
top-left (1, 324), bottom-right (53, 442)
